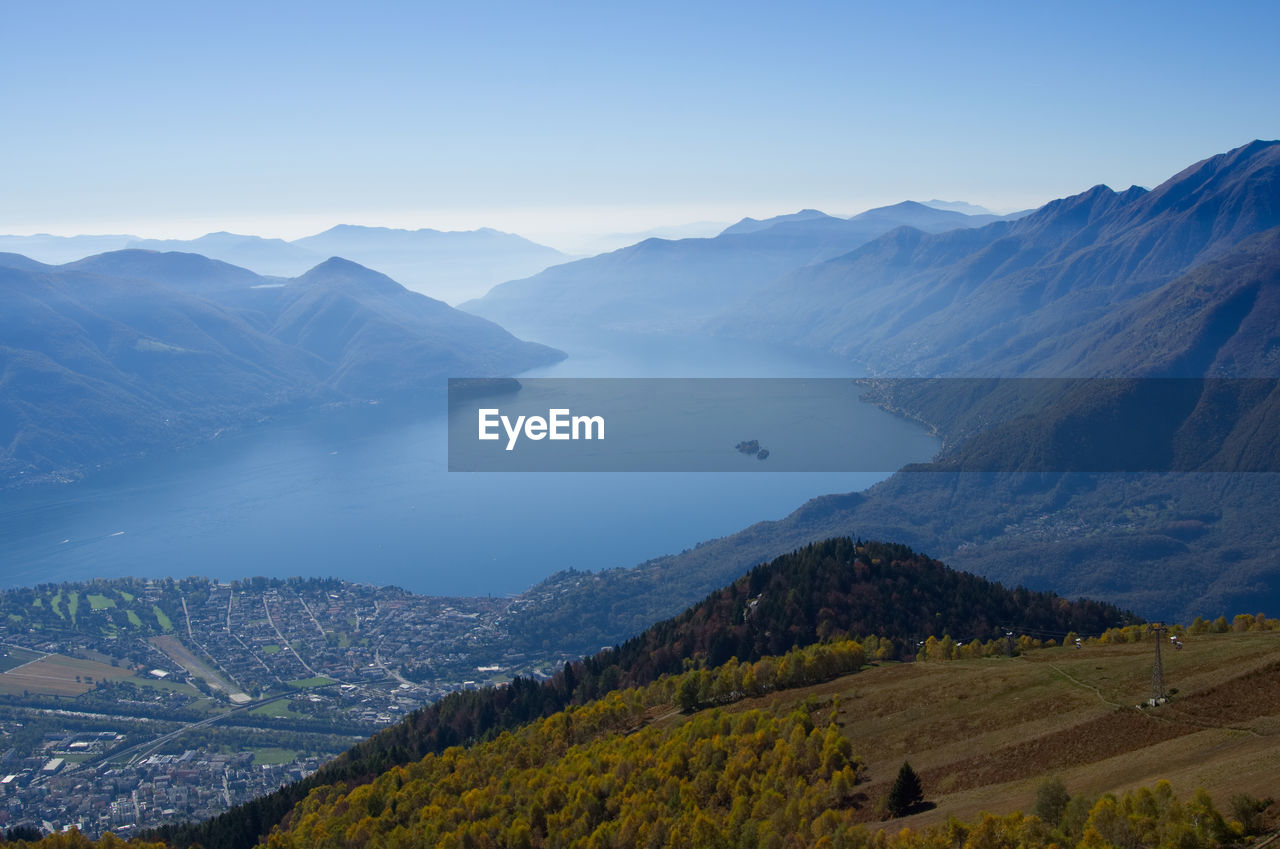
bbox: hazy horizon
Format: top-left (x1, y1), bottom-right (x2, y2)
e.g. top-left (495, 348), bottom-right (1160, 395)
top-left (5, 1), bottom-right (1276, 253)
top-left (0, 199), bottom-right (1017, 257)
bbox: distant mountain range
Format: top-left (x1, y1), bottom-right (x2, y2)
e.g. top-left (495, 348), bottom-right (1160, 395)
top-left (572, 221), bottom-right (730, 255)
top-left (287, 225), bottom-right (568, 304)
top-left (0, 203), bottom-right (1017, 312)
top-left (461, 143), bottom-right (1277, 366)
top-left (461, 201), bottom-right (1019, 335)
top-left (5, 144), bottom-right (1280, 846)
top-left (123, 232), bottom-right (322, 278)
top-left (0, 251), bottom-right (562, 485)
top-left (921, 199), bottom-right (1002, 215)
top-left (0, 225), bottom-right (569, 305)
top-left (0, 234), bottom-right (138, 264)
top-left (6, 143), bottom-right (1278, 618)
top-left (460, 140), bottom-right (1280, 623)
top-left (715, 140), bottom-right (1280, 378)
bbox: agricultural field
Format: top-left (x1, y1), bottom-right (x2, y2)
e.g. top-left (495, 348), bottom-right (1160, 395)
top-left (151, 634), bottom-right (249, 702)
top-left (0, 652), bottom-right (134, 697)
top-left (0, 644), bottom-right (45, 672)
top-left (711, 628), bottom-right (1280, 830)
top-left (251, 697), bottom-right (304, 718)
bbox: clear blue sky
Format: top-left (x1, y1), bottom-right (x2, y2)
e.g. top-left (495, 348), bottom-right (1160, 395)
top-left (2, 0), bottom-right (1276, 248)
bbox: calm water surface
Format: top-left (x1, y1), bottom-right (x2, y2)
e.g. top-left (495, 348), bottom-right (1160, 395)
top-left (0, 334), bottom-right (938, 596)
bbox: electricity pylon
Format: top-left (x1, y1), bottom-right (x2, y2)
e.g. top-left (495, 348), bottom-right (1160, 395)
top-left (1149, 623), bottom-right (1168, 705)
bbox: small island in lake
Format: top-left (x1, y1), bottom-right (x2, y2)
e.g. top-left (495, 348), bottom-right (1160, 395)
top-left (735, 440), bottom-right (770, 460)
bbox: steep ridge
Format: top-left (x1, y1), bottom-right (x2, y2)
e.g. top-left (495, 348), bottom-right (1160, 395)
top-left (715, 140), bottom-right (1280, 377)
top-left (1056, 226), bottom-right (1280, 378)
top-left (633, 142), bottom-right (1280, 623)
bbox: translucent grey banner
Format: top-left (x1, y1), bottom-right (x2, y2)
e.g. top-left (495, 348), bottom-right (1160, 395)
top-left (447, 378), bottom-right (1280, 473)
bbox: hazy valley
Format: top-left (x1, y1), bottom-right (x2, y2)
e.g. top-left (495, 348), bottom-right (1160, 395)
top-left (0, 251), bottom-right (563, 486)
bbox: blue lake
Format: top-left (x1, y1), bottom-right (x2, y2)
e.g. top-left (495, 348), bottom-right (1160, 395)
top-left (0, 334), bottom-right (939, 597)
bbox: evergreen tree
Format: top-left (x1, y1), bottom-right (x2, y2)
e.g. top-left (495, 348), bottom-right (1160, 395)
top-left (888, 761), bottom-right (924, 817)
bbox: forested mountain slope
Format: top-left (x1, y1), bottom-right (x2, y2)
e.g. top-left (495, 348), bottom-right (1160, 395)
top-left (148, 538), bottom-right (1130, 849)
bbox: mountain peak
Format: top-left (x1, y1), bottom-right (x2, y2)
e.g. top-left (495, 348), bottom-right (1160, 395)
top-left (294, 256), bottom-right (410, 298)
top-left (921, 199), bottom-right (996, 215)
top-left (720, 209), bottom-right (834, 236)
top-left (63, 248), bottom-right (263, 289)
top-left (1227, 138), bottom-right (1280, 162)
top-left (319, 223), bottom-right (383, 234)
top-left (1013, 183), bottom-right (1131, 233)
top-left (1145, 139), bottom-right (1279, 205)
top-left (309, 255), bottom-right (365, 272)
top-left (1087, 139), bottom-right (1280, 259)
top-left (873, 200), bottom-right (931, 212)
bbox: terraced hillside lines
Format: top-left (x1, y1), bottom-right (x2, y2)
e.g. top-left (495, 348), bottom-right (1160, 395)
top-left (817, 630), bottom-right (1280, 829)
top-left (913, 707), bottom-right (1191, 795)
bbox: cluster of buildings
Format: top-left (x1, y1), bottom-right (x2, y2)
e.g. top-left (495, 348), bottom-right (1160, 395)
top-left (2, 746), bottom-right (321, 837)
top-left (167, 579), bottom-right (520, 700)
top-left (0, 576), bottom-right (586, 837)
